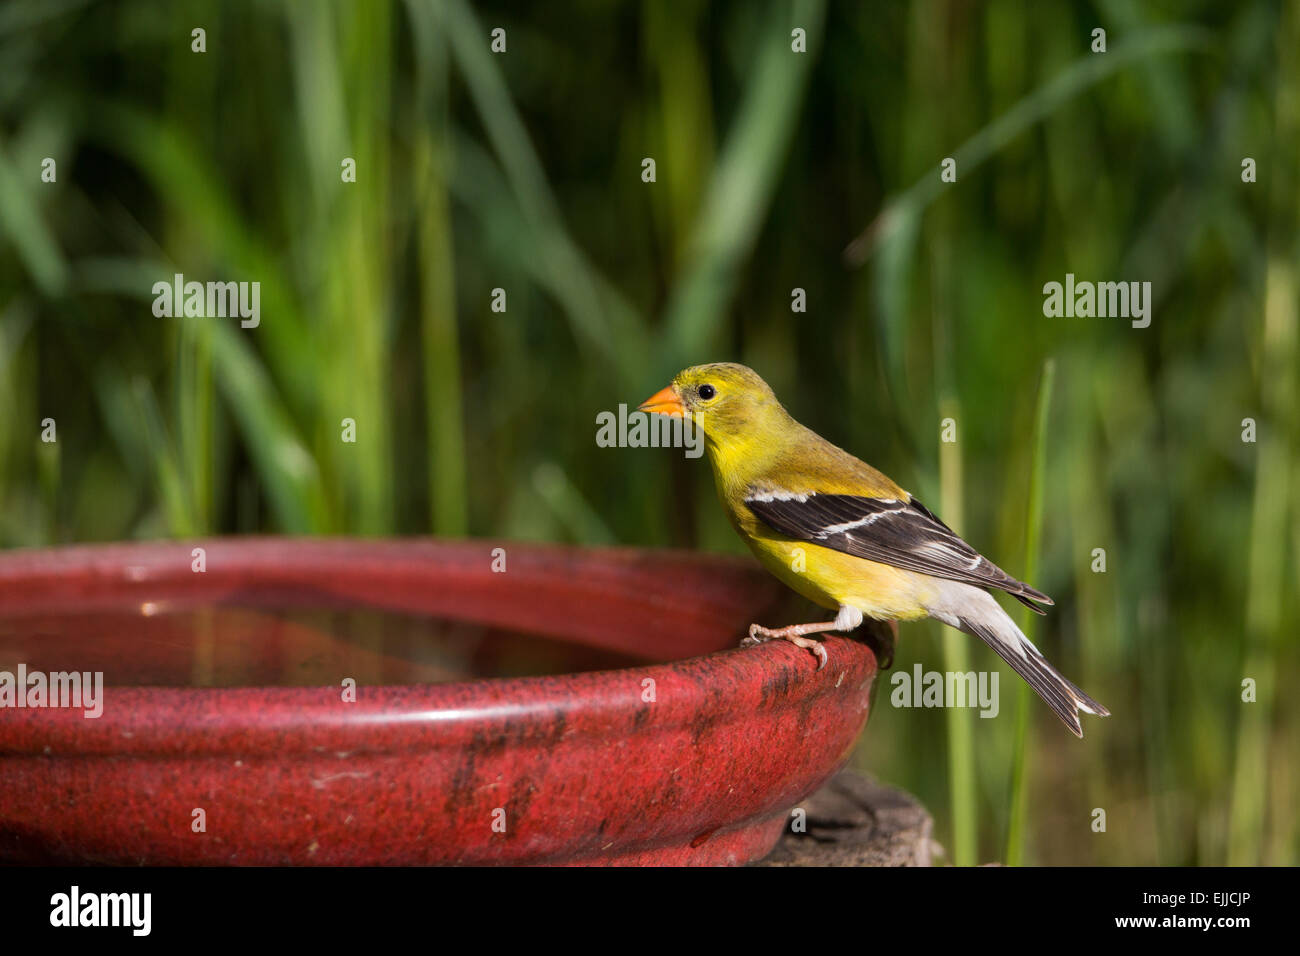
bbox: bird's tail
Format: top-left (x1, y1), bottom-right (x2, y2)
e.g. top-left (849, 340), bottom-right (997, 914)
top-left (929, 583), bottom-right (1109, 737)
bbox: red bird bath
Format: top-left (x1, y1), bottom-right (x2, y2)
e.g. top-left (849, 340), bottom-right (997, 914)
top-left (0, 539), bottom-right (879, 865)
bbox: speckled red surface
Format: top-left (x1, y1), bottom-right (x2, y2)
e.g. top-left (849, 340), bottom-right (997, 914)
top-left (0, 538), bottom-right (878, 865)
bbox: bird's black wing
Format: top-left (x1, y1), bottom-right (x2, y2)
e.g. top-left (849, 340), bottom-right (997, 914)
top-left (745, 491), bottom-right (1052, 612)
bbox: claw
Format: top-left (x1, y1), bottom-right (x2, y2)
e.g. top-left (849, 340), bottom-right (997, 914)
top-left (741, 621), bottom-right (836, 670)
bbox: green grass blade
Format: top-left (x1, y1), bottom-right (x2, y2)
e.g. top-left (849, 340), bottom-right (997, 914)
top-left (845, 25), bottom-right (1214, 266)
top-left (939, 394), bottom-right (976, 866)
top-left (660, 0), bottom-right (825, 372)
top-left (1006, 358), bottom-right (1055, 865)
top-left (438, 0), bottom-right (648, 380)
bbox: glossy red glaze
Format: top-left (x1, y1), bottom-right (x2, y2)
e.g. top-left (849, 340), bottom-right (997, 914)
top-left (0, 539), bottom-right (877, 865)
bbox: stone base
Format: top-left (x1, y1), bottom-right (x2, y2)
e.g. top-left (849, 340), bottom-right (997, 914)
top-left (755, 770), bottom-right (939, 866)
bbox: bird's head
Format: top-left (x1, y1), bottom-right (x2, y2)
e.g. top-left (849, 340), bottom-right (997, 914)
top-left (638, 363), bottom-right (788, 454)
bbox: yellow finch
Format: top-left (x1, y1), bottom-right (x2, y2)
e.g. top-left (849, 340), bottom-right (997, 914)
top-left (639, 362), bottom-right (1108, 737)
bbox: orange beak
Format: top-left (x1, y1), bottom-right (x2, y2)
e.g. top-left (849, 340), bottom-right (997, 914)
top-left (638, 384), bottom-right (685, 418)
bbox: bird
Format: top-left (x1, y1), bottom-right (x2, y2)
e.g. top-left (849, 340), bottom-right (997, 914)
top-left (638, 361), bottom-right (1109, 737)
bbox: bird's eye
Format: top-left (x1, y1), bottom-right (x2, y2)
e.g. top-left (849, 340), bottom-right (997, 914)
top-left (698, 384), bottom-right (716, 400)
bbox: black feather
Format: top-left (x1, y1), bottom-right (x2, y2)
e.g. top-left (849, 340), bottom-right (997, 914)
top-left (958, 616), bottom-right (1110, 737)
top-left (746, 491), bottom-right (1053, 608)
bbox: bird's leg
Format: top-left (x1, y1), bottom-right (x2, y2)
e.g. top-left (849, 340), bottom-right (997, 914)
top-left (742, 621), bottom-right (840, 670)
top-left (742, 606), bottom-right (864, 671)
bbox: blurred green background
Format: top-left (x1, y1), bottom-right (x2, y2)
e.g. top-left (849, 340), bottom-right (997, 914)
top-left (0, 0), bottom-right (1296, 865)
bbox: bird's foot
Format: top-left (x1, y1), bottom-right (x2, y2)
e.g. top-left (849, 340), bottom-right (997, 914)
top-left (742, 621), bottom-right (837, 671)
